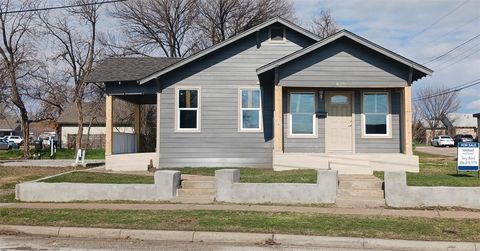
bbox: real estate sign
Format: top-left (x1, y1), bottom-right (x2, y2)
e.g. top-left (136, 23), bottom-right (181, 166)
top-left (457, 142), bottom-right (480, 172)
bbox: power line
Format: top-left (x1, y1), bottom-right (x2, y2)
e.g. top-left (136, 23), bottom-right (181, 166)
top-left (1, 0), bottom-right (127, 14)
top-left (411, 0), bottom-right (469, 39)
top-left (431, 39), bottom-right (480, 69)
top-left (422, 32), bottom-right (480, 64)
top-left (414, 78), bottom-right (480, 101)
top-left (436, 46), bottom-right (480, 72)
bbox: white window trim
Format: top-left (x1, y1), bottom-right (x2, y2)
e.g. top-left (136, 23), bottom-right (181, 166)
top-left (361, 91), bottom-right (392, 138)
top-left (288, 91), bottom-right (317, 138)
top-left (238, 87), bottom-right (263, 132)
top-left (175, 86), bottom-right (201, 132)
top-left (269, 26), bottom-right (287, 43)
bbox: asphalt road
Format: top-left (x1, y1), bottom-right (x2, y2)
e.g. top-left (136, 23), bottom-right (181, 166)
top-left (0, 235), bottom-right (386, 251)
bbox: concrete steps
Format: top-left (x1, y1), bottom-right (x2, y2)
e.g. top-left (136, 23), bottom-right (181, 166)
top-left (171, 175), bottom-right (216, 204)
top-left (336, 175), bottom-right (385, 208)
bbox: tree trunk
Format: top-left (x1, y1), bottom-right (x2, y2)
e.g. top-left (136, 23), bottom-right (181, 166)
top-left (75, 99), bottom-right (84, 152)
top-left (21, 115), bottom-right (30, 159)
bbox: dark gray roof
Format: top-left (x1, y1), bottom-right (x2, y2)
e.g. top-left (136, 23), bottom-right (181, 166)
top-left (86, 57), bottom-right (182, 83)
top-left (474, 113), bottom-right (480, 118)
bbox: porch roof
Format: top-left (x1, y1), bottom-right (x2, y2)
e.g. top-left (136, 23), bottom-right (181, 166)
top-left (257, 30), bottom-right (433, 83)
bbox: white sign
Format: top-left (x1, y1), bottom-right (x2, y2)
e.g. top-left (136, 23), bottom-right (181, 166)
top-left (457, 142), bottom-right (479, 171)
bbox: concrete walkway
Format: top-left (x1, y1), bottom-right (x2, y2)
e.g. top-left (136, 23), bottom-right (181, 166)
top-left (0, 202), bottom-right (479, 219)
top-left (0, 159), bottom-right (104, 167)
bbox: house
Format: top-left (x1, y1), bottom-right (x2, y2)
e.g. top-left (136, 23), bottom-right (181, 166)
top-left (86, 17), bottom-right (432, 174)
top-left (474, 113), bottom-right (480, 140)
top-left (57, 102), bottom-right (135, 150)
top-left (422, 113), bottom-right (478, 143)
top-left (0, 114), bottom-right (20, 137)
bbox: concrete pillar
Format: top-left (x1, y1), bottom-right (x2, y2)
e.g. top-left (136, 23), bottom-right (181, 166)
top-left (105, 95), bottom-right (114, 156)
top-left (273, 85), bottom-right (283, 152)
top-left (156, 92), bottom-right (161, 168)
top-left (402, 86), bottom-right (413, 155)
top-left (133, 104), bottom-right (141, 152)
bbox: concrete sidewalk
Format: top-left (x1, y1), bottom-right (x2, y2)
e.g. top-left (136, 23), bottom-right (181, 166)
top-left (0, 159), bottom-right (104, 167)
top-left (1, 202), bottom-right (479, 219)
top-left (0, 224), bottom-right (477, 251)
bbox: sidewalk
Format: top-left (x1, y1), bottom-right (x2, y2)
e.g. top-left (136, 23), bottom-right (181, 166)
top-left (0, 224), bottom-right (477, 251)
top-left (1, 202), bottom-right (479, 219)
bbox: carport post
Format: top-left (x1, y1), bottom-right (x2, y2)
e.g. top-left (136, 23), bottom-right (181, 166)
top-left (156, 92), bottom-right (161, 168)
top-left (402, 86), bottom-right (413, 155)
top-left (133, 104), bottom-right (141, 152)
top-left (105, 95), bottom-right (114, 156)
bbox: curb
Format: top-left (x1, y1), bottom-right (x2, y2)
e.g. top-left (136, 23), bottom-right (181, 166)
top-left (0, 225), bottom-right (478, 251)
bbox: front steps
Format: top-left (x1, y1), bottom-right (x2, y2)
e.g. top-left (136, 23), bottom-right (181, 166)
top-left (336, 175), bottom-right (385, 208)
top-left (170, 175), bottom-right (216, 204)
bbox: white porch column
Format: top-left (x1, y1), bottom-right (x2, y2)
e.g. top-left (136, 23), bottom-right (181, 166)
top-left (402, 86), bottom-right (413, 155)
top-left (105, 95), bottom-right (114, 156)
top-left (274, 85), bottom-right (283, 152)
top-left (156, 92), bottom-right (161, 168)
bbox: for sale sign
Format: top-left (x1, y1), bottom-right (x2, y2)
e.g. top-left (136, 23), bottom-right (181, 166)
top-left (457, 142), bottom-right (479, 171)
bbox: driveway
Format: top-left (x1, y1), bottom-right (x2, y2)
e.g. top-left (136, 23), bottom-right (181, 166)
top-left (415, 146), bottom-right (457, 157)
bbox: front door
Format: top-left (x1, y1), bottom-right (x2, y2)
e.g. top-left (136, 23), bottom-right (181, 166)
top-left (325, 92), bottom-right (354, 153)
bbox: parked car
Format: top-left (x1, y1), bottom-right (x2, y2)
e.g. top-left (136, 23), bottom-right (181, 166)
top-left (4, 135), bottom-right (23, 145)
top-left (453, 134), bottom-right (474, 146)
top-left (431, 135), bottom-right (455, 147)
top-left (0, 138), bottom-right (10, 150)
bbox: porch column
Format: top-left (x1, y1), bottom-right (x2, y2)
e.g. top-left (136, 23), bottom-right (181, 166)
top-left (156, 92), bottom-right (161, 168)
top-left (105, 95), bottom-right (114, 156)
top-left (402, 86), bottom-right (413, 155)
top-left (274, 85), bottom-right (283, 152)
top-left (133, 104), bottom-right (141, 152)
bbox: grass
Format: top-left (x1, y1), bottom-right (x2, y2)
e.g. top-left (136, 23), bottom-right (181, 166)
top-left (374, 150), bottom-right (480, 187)
top-left (169, 167), bottom-right (317, 183)
top-left (0, 208), bottom-right (479, 241)
top-left (0, 148), bottom-right (105, 160)
top-left (42, 172), bottom-right (154, 184)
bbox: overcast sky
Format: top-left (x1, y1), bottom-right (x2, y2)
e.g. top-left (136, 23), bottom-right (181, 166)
top-left (294, 0), bottom-right (480, 114)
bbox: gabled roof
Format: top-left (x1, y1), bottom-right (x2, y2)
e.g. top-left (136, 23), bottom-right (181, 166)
top-left (138, 17), bottom-right (321, 84)
top-left (86, 57), bottom-right (181, 83)
top-left (0, 114), bottom-right (20, 131)
top-left (257, 29), bottom-right (433, 83)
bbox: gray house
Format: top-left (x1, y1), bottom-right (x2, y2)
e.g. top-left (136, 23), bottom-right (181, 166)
top-left (87, 18), bottom-right (432, 174)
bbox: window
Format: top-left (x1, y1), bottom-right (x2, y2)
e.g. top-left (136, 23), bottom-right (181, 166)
top-left (270, 27), bottom-right (285, 42)
top-left (289, 92), bottom-right (316, 136)
top-left (362, 92), bottom-right (389, 136)
top-left (240, 89), bottom-right (262, 131)
top-left (177, 88), bottom-right (199, 131)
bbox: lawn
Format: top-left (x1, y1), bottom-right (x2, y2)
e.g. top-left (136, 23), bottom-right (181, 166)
top-left (374, 150), bottom-right (480, 187)
top-left (0, 208), bottom-right (479, 241)
top-left (0, 166), bottom-right (82, 202)
top-left (42, 168), bottom-right (318, 184)
top-left (0, 148), bottom-right (105, 160)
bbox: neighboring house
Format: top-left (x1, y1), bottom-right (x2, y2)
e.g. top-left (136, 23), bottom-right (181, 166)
top-left (86, 17), bottom-right (432, 174)
top-left (0, 114), bottom-right (20, 137)
top-left (57, 102), bottom-right (134, 150)
top-left (422, 113), bottom-right (478, 143)
top-left (474, 113), bottom-right (480, 140)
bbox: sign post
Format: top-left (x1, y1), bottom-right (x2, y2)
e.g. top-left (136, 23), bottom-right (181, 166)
top-left (457, 142), bottom-right (479, 176)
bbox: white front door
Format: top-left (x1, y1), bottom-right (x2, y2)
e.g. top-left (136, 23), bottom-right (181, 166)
top-left (325, 92), bottom-right (354, 153)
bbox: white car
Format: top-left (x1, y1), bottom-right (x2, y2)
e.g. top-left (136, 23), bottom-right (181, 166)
top-left (431, 135), bottom-right (454, 147)
top-left (5, 135), bottom-right (23, 144)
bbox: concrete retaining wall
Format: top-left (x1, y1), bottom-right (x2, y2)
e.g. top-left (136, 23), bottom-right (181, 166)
top-left (16, 171), bottom-right (180, 202)
top-left (385, 171), bottom-right (480, 209)
top-left (215, 169), bottom-right (338, 204)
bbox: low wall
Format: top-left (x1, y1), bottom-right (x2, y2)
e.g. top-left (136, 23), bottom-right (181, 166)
top-left (385, 172), bottom-right (480, 209)
top-left (106, 152), bottom-right (156, 171)
top-left (215, 169), bottom-right (338, 204)
top-left (16, 171), bottom-right (180, 202)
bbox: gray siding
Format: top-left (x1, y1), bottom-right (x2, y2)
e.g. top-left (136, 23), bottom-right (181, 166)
top-left (279, 37), bottom-right (410, 88)
top-left (158, 25), bottom-right (314, 168)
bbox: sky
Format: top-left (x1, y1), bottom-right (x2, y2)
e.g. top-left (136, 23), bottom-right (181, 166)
top-left (294, 0), bottom-right (480, 114)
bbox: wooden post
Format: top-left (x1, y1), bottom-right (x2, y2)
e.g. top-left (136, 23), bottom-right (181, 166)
top-left (274, 85), bottom-right (283, 152)
top-left (105, 95), bottom-right (114, 156)
top-left (156, 92), bottom-right (161, 168)
top-left (133, 104), bottom-right (141, 152)
top-left (403, 86), bottom-right (413, 155)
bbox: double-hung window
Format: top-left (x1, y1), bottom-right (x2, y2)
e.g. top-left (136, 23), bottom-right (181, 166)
top-left (289, 92), bottom-right (316, 136)
top-left (177, 88), bottom-right (200, 131)
top-left (240, 88), bottom-right (262, 131)
top-left (362, 92), bottom-right (390, 137)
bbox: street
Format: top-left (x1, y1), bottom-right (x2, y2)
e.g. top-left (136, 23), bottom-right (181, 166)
top-left (0, 234), bottom-right (386, 251)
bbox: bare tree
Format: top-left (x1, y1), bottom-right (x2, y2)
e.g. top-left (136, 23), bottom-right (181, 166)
top-left (39, 0), bottom-right (102, 152)
top-left (415, 86), bottom-right (460, 142)
top-left (0, 0), bottom-right (38, 158)
top-left (196, 0), bottom-right (294, 47)
top-left (109, 0), bottom-right (198, 57)
top-left (310, 9), bottom-right (339, 38)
